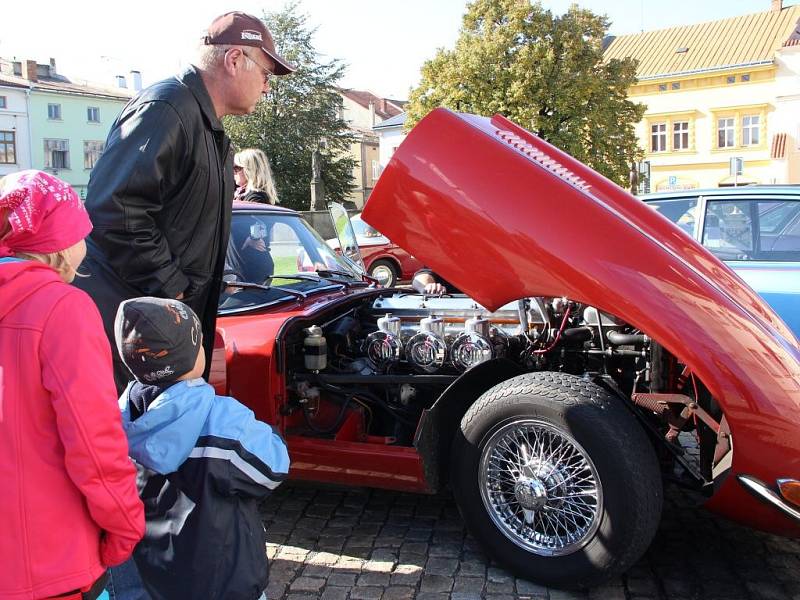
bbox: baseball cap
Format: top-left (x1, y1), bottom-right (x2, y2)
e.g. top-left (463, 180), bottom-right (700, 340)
top-left (115, 297), bottom-right (203, 384)
top-left (204, 11), bottom-right (295, 75)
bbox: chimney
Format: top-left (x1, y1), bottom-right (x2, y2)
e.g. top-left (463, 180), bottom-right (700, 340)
top-left (368, 100), bottom-right (376, 126)
top-left (130, 70), bottom-right (142, 92)
top-left (380, 98), bottom-right (387, 114)
top-left (116, 75), bottom-right (127, 89)
top-left (772, 0), bottom-right (783, 11)
top-left (49, 58), bottom-right (56, 76)
top-left (23, 60), bottom-right (38, 82)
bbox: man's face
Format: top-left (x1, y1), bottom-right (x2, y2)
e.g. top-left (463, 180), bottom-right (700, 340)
top-left (231, 48), bottom-right (275, 115)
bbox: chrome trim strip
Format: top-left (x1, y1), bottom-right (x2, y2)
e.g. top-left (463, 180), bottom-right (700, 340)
top-left (737, 474), bottom-right (800, 523)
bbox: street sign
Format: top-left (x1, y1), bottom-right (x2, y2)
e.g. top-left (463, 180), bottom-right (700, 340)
top-left (637, 160), bottom-right (650, 195)
top-left (668, 175), bottom-right (677, 186)
top-left (730, 157), bottom-right (744, 176)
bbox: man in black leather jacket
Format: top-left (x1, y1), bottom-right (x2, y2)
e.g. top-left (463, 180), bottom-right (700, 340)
top-left (76, 12), bottom-right (294, 391)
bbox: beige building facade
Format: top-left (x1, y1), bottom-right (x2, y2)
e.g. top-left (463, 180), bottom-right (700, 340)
top-left (338, 89), bottom-right (405, 207)
top-left (604, 2), bottom-right (800, 192)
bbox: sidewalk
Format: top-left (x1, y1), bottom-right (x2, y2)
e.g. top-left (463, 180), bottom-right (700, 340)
top-left (260, 483), bottom-right (800, 600)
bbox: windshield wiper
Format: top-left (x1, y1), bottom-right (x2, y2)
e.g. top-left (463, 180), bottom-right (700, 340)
top-left (223, 280), bottom-right (307, 300)
top-left (314, 268), bottom-right (371, 287)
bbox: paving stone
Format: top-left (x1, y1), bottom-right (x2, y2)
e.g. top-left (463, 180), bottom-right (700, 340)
top-left (321, 588), bottom-right (349, 600)
top-left (290, 577), bottom-right (326, 593)
top-left (357, 572), bottom-right (391, 587)
top-left (453, 576), bottom-right (486, 594)
top-left (265, 581), bottom-right (287, 600)
top-left (419, 574), bottom-right (455, 593)
top-left (383, 586), bottom-right (416, 600)
top-left (516, 578), bottom-right (550, 596)
top-left (328, 572), bottom-right (358, 587)
top-left (487, 567), bottom-right (514, 584)
top-left (425, 557), bottom-right (458, 576)
top-left (350, 587), bottom-right (384, 600)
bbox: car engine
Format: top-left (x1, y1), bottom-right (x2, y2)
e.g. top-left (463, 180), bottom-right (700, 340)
top-left (285, 291), bottom-right (657, 445)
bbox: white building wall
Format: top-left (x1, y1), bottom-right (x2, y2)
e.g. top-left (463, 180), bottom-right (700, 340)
top-left (377, 127), bottom-right (407, 167)
top-left (0, 86), bottom-right (31, 176)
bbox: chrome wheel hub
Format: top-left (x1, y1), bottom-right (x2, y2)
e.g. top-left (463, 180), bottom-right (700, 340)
top-left (479, 419), bottom-right (603, 557)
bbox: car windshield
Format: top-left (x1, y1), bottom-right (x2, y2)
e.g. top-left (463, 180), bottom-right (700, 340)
top-left (351, 215), bottom-right (385, 239)
top-left (220, 211), bottom-right (361, 312)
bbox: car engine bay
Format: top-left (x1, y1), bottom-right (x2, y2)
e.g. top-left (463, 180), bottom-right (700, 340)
top-left (280, 291), bottom-right (729, 489)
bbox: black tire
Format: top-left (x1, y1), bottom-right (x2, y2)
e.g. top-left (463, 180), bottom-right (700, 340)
top-left (450, 371), bottom-right (662, 589)
top-left (368, 259), bottom-right (398, 287)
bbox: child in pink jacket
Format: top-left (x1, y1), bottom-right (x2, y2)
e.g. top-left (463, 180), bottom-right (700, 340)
top-left (0, 170), bottom-right (144, 600)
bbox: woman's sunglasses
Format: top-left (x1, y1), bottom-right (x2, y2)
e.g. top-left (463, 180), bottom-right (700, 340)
top-left (233, 165), bottom-right (243, 173)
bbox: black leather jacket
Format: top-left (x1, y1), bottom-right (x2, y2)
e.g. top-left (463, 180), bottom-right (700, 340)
top-left (76, 66), bottom-right (234, 388)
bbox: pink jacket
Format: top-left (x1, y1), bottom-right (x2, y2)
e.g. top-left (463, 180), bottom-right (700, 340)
top-left (0, 259), bottom-right (144, 599)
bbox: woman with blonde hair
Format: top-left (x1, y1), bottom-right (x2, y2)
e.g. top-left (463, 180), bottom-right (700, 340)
top-left (0, 170), bottom-right (144, 600)
top-left (233, 148), bottom-right (279, 204)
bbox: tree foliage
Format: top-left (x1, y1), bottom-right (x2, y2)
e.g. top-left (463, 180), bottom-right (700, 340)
top-left (223, 2), bottom-right (357, 210)
top-left (406, 0), bottom-right (644, 186)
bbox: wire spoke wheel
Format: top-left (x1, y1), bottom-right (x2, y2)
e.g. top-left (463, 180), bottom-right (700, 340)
top-left (478, 419), bottom-right (603, 557)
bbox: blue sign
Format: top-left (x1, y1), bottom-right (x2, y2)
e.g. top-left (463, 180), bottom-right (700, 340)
top-left (668, 175), bottom-right (677, 185)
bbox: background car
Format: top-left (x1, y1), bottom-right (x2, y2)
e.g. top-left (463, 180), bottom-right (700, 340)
top-left (326, 213), bottom-right (422, 286)
top-left (642, 186), bottom-right (800, 337)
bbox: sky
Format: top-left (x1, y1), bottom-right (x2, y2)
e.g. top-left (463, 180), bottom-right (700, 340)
top-left (1, 0), bottom-right (796, 100)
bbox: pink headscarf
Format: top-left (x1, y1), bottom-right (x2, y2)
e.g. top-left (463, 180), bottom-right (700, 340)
top-left (0, 170), bottom-right (92, 258)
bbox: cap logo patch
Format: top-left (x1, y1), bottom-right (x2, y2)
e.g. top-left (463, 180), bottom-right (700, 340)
top-left (241, 30), bottom-right (263, 41)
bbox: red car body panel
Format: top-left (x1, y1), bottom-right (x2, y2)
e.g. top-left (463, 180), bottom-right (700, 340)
top-left (362, 108), bottom-right (800, 535)
top-left (212, 286), bottom-right (428, 491)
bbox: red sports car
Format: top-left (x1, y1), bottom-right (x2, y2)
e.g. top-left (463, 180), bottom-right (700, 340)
top-left (212, 108), bottom-right (800, 589)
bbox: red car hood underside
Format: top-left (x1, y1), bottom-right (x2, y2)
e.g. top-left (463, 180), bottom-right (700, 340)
top-left (362, 108), bottom-right (800, 535)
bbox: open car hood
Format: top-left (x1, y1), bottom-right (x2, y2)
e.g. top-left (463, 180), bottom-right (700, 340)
top-left (363, 108), bottom-right (800, 531)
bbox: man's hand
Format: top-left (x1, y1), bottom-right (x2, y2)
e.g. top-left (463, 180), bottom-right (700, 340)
top-left (243, 237), bottom-right (267, 253)
top-left (176, 292), bottom-right (184, 300)
top-left (424, 282), bottom-right (447, 295)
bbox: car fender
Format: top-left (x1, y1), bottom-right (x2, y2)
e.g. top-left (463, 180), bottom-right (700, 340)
top-left (414, 358), bottom-right (524, 491)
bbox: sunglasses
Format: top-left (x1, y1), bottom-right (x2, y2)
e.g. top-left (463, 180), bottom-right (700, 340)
top-left (233, 165), bottom-right (243, 173)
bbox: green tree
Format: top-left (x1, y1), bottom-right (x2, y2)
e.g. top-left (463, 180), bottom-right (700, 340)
top-left (224, 2), bottom-right (357, 210)
top-left (406, 0), bottom-right (644, 186)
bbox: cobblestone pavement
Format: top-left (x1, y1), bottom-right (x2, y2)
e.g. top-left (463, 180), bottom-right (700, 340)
top-left (259, 482), bottom-right (800, 600)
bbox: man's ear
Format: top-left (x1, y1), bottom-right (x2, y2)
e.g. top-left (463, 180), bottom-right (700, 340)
top-left (221, 47), bottom-right (241, 76)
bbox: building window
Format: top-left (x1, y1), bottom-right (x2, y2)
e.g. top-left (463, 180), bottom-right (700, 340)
top-left (727, 76), bottom-right (736, 84)
top-left (44, 139), bottom-right (70, 169)
top-left (671, 82), bottom-right (680, 90)
top-left (742, 114), bottom-right (760, 146)
top-left (371, 160), bottom-right (380, 180)
top-left (650, 122), bottom-right (667, 152)
top-left (87, 107), bottom-right (100, 122)
top-left (658, 84), bottom-right (667, 92)
top-left (47, 103), bottom-right (62, 120)
top-left (741, 74), bottom-right (750, 82)
top-left (0, 96), bottom-right (7, 109)
top-left (84, 140), bottom-right (105, 169)
top-left (0, 131), bottom-right (16, 164)
top-left (673, 121), bottom-right (689, 150)
top-left (717, 117), bottom-right (735, 148)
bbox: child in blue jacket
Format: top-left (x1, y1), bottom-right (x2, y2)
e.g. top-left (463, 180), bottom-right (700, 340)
top-left (114, 297), bottom-right (289, 600)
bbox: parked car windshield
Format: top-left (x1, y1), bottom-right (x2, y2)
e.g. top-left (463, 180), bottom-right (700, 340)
top-left (648, 196), bottom-right (800, 262)
top-left (220, 211), bottom-right (360, 312)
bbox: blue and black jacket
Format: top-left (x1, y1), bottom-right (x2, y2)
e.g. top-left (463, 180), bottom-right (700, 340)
top-left (119, 378), bottom-right (289, 600)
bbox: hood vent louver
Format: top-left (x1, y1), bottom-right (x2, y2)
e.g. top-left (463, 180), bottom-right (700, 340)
top-left (495, 130), bottom-right (591, 192)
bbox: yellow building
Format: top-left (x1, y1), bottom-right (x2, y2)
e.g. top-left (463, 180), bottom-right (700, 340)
top-left (604, 1), bottom-right (800, 191)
